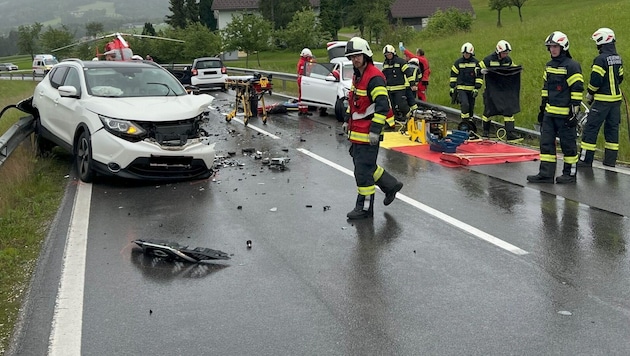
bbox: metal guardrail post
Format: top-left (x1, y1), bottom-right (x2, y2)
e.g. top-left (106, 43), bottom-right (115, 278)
top-left (0, 115), bottom-right (35, 168)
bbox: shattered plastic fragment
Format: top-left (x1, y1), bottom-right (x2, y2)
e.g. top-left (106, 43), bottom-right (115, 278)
top-left (557, 311), bottom-right (572, 316)
top-left (246, 240), bottom-right (252, 248)
top-left (270, 207), bottom-right (277, 212)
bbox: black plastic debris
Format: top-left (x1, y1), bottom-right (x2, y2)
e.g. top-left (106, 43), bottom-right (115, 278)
top-left (269, 157), bottom-right (290, 170)
top-left (323, 206), bottom-right (331, 211)
top-left (246, 240), bottom-right (252, 248)
top-left (242, 147), bottom-right (255, 154)
top-left (133, 239), bottom-right (230, 262)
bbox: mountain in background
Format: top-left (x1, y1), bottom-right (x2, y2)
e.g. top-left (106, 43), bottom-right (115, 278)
top-left (0, 0), bottom-right (170, 35)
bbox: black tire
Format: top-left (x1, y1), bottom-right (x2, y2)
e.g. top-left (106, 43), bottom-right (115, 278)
top-left (334, 97), bottom-right (347, 122)
top-left (75, 130), bottom-right (94, 183)
top-left (34, 118), bottom-right (55, 157)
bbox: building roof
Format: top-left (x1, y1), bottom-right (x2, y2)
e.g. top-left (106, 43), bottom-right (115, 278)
top-left (390, 0), bottom-right (474, 18)
top-left (212, 0), bottom-right (320, 11)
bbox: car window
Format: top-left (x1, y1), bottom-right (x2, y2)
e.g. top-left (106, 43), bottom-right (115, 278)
top-left (85, 66), bottom-right (187, 97)
top-left (49, 66), bottom-right (69, 89)
top-left (196, 60), bottom-right (221, 69)
top-left (63, 67), bottom-right (82, 96)
top-left (305, 63), bottom-right (333, 80)
top-left (342, 64), bottom-right (355, 80)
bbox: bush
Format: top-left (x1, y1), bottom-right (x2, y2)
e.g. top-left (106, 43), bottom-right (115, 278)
top-left (424, 7), bottom-right (473, 35)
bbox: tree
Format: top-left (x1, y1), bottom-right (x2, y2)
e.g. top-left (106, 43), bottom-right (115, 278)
top-left (510, 0), bottom-right (527, 22)
top-left (277, 8), bottom-right (327, 50)
top-left (489, 0), bottom-right (511, 27)
top-left (319, 0), bottom-right (344, 40)
top-left (85, 22), bottom-right (104, 38)
top-left (346, 0), bottom-right (392, 38)
top-left (166, 0), bottom-right (187, 29)
top-left (17, 23), bottom-right (43, 59)
top-left (142, 22), bottom-right (157, 36)
top-left (40, 25), bottom-right (75, 56)
top-left (222, 14), bottom-right (273, 67)
top-left (185, 0), bottom-right (200, 24)
top-left (259, 0), bottom-right (310, 30)
top-left (199, 0), bottom-right (218, 30)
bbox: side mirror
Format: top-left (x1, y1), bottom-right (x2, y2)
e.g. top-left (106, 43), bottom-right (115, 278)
top-left (58, 85), bottom-right (78, 98)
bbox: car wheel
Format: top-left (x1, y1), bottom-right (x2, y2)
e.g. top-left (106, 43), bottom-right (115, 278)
top-left (75, 130), bottom-right (94, 183)
top-left (334, 97), bottom-right (347, 122)
top-left (34, 118), bottom-right (55, 157)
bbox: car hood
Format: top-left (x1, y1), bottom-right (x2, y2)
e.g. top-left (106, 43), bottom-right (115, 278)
top-left (86, 94), bottom-right (214, 121)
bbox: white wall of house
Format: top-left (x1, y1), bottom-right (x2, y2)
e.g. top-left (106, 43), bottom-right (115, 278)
top-left (214, 10), bottom-right (260, 30)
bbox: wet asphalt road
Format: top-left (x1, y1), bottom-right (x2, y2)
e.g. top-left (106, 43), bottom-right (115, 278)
top-left (10, 90), bottom-right (630, 355)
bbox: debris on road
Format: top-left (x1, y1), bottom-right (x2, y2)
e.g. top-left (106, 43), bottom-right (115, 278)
top-left (133, 239), bottom-right (230, 262)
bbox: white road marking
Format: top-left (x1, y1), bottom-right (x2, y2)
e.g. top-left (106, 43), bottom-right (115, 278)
top-left (230, 117), bottom-right (281, 139)
top-left (48, 182), bottom-right (92, 356)
top-left (297, 148), bottom-right (529, 256)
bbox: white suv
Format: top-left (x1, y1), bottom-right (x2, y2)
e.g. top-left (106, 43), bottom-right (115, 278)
top-left (299, 41), bottom-right (382, 121)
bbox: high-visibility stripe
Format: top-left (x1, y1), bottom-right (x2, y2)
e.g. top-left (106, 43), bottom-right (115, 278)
top-left (546, 67), bottom-right (567, 75)
top-left (451, 65), bottom-right (459, 74)
top-left (594, 93), bottom-right (622, 101)
top-left (358, 185), bottom-right (376, 196)
top-left (456, 85), bottom-right (475, 91)
top-left (541, 90), bottom-right (548, 97)
top-left (373, 166), bottom-right (384, 181)
top-left (605, 142), bottom-right (619, 150)
top-left (540, 154), bottom-right (556, 163)
top-left (386, 85), bottom-right (407, 91)
top-left (504, 116), bottom-right (514, 122)
top-left (571, 92), bottom-right (583, 100)
top-left (564, 155), bottom-right (578, 164)
top-left (371, 87), bottom-right (388, 99)
top-left (349, 131), bottom-right (369, 142)
top-left (545, 104), bottom-right (569, 115)
top-left (567, 73), bottom-right (583, 86)
top-left (592, 65), bottom-right (605, 76)
top-left (459, 63), bottom-right (477, 68)
top-left (581, 142), bottom-right (596, 151)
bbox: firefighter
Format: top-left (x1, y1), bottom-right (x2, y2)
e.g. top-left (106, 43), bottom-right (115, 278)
top-left (480, 40), bottom-right (520, 140)
top-left (382, 44), bottom-right (418, 122)
top-left (400, 43), bottom-right (431, 101)
top-left (578, 27), bottom-right (624, 167)
top-left (407, 57), bottom-right (422, 98)
top-left (450, 42), bottom-right (483, 134)
top-left (342, 37), bottom-right (403, 220)
top-left (527, 31), bottom-right (584, 184)
top-left (297, 48), bottom-right (314, 116)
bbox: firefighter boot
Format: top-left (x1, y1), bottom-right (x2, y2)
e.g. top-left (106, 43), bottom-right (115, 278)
top-left (376, 170), bottom-right (403, 206)
top-left (556, 162), bottom-right (576, 184)
top-left (577, 149), bottom-right (594, 168)
top-left (347, 194), bottom-right (374, 220)
top-left (482, 120), bottom-right (491, 138)
top-left (505, 121), bottom-right (522, 142)
top-left (527, 161), bottom-right (555, 183)
top-left (603, 148), bottom-right (618, 167)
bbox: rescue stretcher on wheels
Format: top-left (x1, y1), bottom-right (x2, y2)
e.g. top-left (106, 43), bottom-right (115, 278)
top-left (224, 73), bottom-right (273, 126)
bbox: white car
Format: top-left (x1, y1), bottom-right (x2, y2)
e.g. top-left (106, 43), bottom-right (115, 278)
top-left (299, 41), bottom-right (383, 121)
top-left (32, 59), bottom-right (216, 182)
top-left (190, 57), bottom-right (228, 90)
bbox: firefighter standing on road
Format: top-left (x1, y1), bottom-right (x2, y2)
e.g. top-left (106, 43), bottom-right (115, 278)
top-left (297, 48), bottom-right (314, 116)
top-left (450, 42), bottom-right (483, 134)
top-left (480, 40), bottom-right (520, 139)
top-left (578, 27), bottom-right (624, 168)
top-left (342, 37), bottom-right (403, 220)
top-left (527, 31), bottom-right (584, 184)
top-left (382, 45), bottom-right (418, 121)
top-left (400, 44), bottom-right (431, 101)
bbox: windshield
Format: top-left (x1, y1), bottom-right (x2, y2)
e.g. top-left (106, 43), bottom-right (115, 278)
top-left (85, 66), bottom-right (187, 97)
top-left (44, 59), bottom-right (58, 65)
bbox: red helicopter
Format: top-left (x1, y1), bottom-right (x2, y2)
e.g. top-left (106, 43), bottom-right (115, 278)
top-left (52, 32), bottom-right (185, 61)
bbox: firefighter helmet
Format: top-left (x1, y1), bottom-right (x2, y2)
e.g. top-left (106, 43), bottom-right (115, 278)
top-left (495, 40), bottom-right (512, 54)
top-left (592, 27), bottom-right (615, 45)
top-left (461, 42), bottom-right (474, 54)
top-left (300, 48), bottom-right (313, 58)
top-left (408, 58), bottom-right (419, 66)
top-left (545, 31), bottom-right (570, 51)
top-left (383, 44), bottom-right (396, 55)
top-left (345, 37), bottom-right (373, 58)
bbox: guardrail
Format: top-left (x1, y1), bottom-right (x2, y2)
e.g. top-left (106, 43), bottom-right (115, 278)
top-left (0, 72), bottom-right (43, 81)
top-left (0, 114), bottom-right (35, 167)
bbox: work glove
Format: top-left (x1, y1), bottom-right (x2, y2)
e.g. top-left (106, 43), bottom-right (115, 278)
top-left (480, 68), bottom-right (489, 75)
top-left (472, 89), bottom-right (478, 98)
top-left (450, 88), bottom-right (457, 104)
top-left (342, 122), bottom-right (348, 134)
top-left (369, 132), bottom-right (380, 146)
top-left (585, 93), bottom-right (594, 106)
top-left (566, 105), bottom-right (580, 127)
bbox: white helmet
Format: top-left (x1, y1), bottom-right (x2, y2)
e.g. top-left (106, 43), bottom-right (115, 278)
top-left (461, 42), bottom-right (474, 54)
top-left (300, 48), bottom-right (313, 58)
top-left (345, 37), bottom-right (373, 58)
top-left (383, 44), bottom-right (396, 55)
top-left (592, 27), bottom-right (615, 45)
top-left (545, 31), bottom-right (569, 51)
top-left (495, 40), bottom-right (511, 54)
top-left (408, 58), bottom-right (419, 66)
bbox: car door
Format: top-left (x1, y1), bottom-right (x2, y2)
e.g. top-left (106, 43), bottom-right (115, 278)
top-left (55, 67), bottom-right (84, 144)
top-left (37, 66), bottom-right (72, 145)
top-left (300, 62), bottom-right (338, 108)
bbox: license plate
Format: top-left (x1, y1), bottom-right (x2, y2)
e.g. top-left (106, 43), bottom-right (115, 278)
top-left (203, 70), bottom-right (217, 75)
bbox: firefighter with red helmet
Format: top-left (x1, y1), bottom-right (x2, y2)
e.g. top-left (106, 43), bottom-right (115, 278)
top-left (382, 44), bottom-right (418, 121)
top-left (297, 48), bottom-right (314, 116)
top-left (527, 31), bottom-right (584, 184)
top-left (450, 42), bottom-right (483, 134)
top-left (578, 27), bottom-right (624, 167)
top-left (342, 37), bottom-right (403, 219)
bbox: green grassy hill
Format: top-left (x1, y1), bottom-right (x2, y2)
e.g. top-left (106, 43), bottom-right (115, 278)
top-left (413, 0), bottom-right (628, 144)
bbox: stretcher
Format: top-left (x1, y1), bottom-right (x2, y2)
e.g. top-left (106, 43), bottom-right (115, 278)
top-left (225, 73), bottom-right (273, 126)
